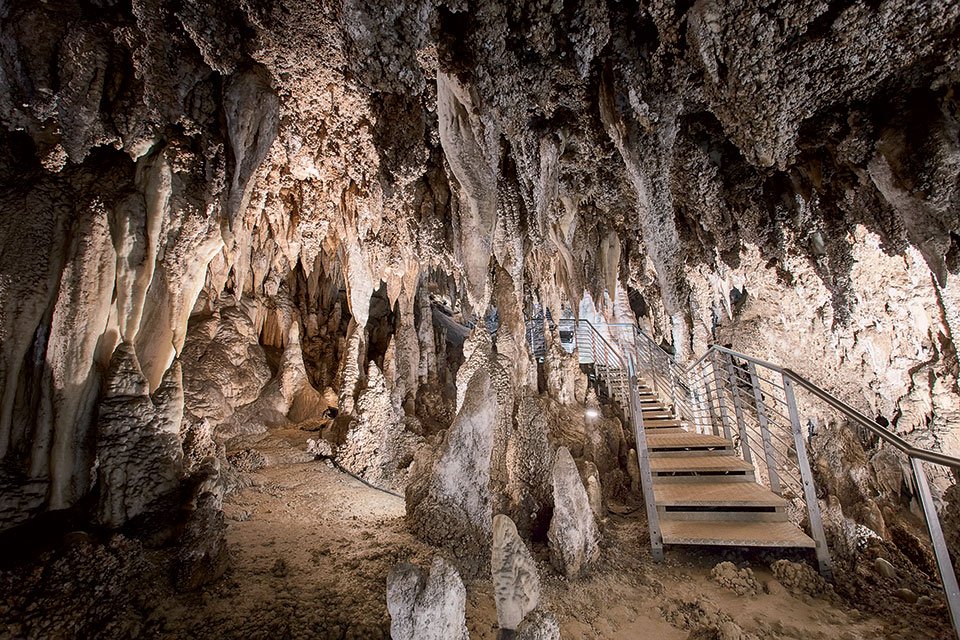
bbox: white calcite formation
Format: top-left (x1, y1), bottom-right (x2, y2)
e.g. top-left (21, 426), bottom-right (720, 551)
top-left (542, 335), bottom-right (588, 406)
top-left (407, 365), bottom-right (498, 571)
top-left (96, 343), bottom-right (184, 527)
top-left (516, 612), bottom-right (562, 640)
top-left (0, 2), bottom-right (955, 557)
top-left (387, 557), bottom-right (469, 640)
top-left (547, 446), bottom-right (601, 578)
top-left (0, 5), bottom-right (957, 638)
top-left (491, 514), bottom-right (541, 632)
top-left (337, 361), bottom-right (423, 492)
top-left (497, 391), bottom-right (554, 538)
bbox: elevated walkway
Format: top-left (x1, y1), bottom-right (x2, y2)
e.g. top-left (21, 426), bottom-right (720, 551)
top-left (551, 318), bottom-right (960, 638)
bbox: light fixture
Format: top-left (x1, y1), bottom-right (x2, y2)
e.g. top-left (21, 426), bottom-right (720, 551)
top-left (585, 408), bottom-right (599, 419)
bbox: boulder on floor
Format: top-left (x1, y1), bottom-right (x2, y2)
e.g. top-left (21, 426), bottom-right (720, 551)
top-left (516, 611), bottom-right (561, 640)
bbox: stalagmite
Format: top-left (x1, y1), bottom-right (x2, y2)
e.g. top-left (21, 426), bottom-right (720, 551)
top-left (387, 558), bottom-right (469, 640)
top-left (338, 361), bottom-right (422, 492)
top-left (547, 446), bottom-right (601, 578)
top-left (491, 514), bottom-right (541, 633)
top-left (407, 365), bottom-right (498, 571)
top-left (0, 1), bottom-right (958, 638)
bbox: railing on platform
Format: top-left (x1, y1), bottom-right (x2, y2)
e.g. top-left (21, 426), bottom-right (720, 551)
top-left (556, 318), bottom-right (663, 560)
top-left (616, 325), bottom-right (959, 637)
top-left (544, 318), bottom-right (960, 637)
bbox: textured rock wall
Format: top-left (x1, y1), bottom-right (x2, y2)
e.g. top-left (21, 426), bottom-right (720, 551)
top-left (0, 0), bottom-right (958, 534)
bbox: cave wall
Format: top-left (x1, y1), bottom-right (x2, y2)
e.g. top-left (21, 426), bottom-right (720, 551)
top-left (0, 0), bottom-right (958, 529)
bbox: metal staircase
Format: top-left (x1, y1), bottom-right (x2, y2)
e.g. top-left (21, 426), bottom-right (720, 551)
top-left (555, 318), bottom-right (960, 638)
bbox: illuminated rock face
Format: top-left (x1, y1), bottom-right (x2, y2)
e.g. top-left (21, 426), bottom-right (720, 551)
top-left (406, 365), bottom-right (499, 572)
top-left (0, 0), bottom-right (957, 598)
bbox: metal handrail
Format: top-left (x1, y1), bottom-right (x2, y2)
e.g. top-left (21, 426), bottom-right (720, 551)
top-left (698, 342), bottom-right (960, 636)
top-left (704, 342), bottom-right (960, 470)
top-left (547, 320), bottom-right (960, 636)
top-left (687, 343), bottom-right (960, 469)
top-left (557, 318), bottom-right (627, 370)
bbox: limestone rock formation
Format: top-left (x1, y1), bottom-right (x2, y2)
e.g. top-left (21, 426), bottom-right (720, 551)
top-left (95, 343), bottom-right (184, 528)
top-left (497, 390), bottom-right (554, 538)
top-left (386, 557), bottom-right (469, 640)
top-left (407, 366), bottom-right (498, 571)
top-left (547, 446), bottom-right (601, 578)
top-left (543, 337), bottom-right (588, 406)
top-left (337, 361), bottom-right (423, 491)
top-left (491, 514), bottom-right (541, 632)
top-left (180, 301), bottom-right (273, 433)
top-left (516, 612), bottom-right (562, 640)
top-left (0, 0), bottom-right (958, 636)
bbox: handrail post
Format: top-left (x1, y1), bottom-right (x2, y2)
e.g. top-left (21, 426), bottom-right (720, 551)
top-left (692, 368), bottom-right (710, 435)
top-left (911, 458), bottom-right (960, 637)
top-left (726, 359), bottom-right (753, 465)
top-left (702, 358), bottom-right (720, 437)
top-left (748, 363), bottom-right (781, 495)
top-left (646, 339), bottom-right (659, 397)
top-left (711, 350), bottom-right (733, 440)
top-left (668, 364), bottom-right (678, 414)
top-left (783, 374), bottom-right (832, 578)
top-left (628, 358), bottom-right (664, 562)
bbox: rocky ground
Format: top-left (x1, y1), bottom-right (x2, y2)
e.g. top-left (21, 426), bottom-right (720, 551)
top-left (90, 452), bottom-right (949, 640)
top-left (0, 437), bottom-right (953, 639)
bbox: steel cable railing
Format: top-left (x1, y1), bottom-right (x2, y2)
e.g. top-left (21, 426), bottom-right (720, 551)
top-left (699, 344), bottom-right (960, 637)
top-left (543, 319), bottom-right (960, 637)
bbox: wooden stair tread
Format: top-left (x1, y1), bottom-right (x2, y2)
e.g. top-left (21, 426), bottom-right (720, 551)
top-left (646, 432), bottom-right (731, 449)
top-left (644, 422), bottom-right (683, 430)
top-left (641, 411), bottom-right (674, 418)
top-left (654, 481), bottom-right (784, 507)
top-left (660, 521), bottom-right (815, 548)
top-left (643, 418), bottom-right (681, 427)
top-left (650, 455), bottom-right (753, 473)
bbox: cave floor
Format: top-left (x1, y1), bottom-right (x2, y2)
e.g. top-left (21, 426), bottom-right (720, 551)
top-left (144, 457), bottom-right (946, 640)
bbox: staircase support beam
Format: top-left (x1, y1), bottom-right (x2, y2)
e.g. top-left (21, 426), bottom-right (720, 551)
top-left (629, 369), bottom-right (664, 562)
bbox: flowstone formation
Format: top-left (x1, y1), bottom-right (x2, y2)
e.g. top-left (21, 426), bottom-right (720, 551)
top-left (96, 343), bottom-right (183, 528)
top-left (0, 0), bottom-right (958, 637)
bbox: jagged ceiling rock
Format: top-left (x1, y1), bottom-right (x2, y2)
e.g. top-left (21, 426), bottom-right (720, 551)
top-left (0, 0), bottom-right (958, 527)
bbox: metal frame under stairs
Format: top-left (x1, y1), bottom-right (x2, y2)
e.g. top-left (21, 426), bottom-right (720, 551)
top-left (556, 319), bottom-right (960, 639)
